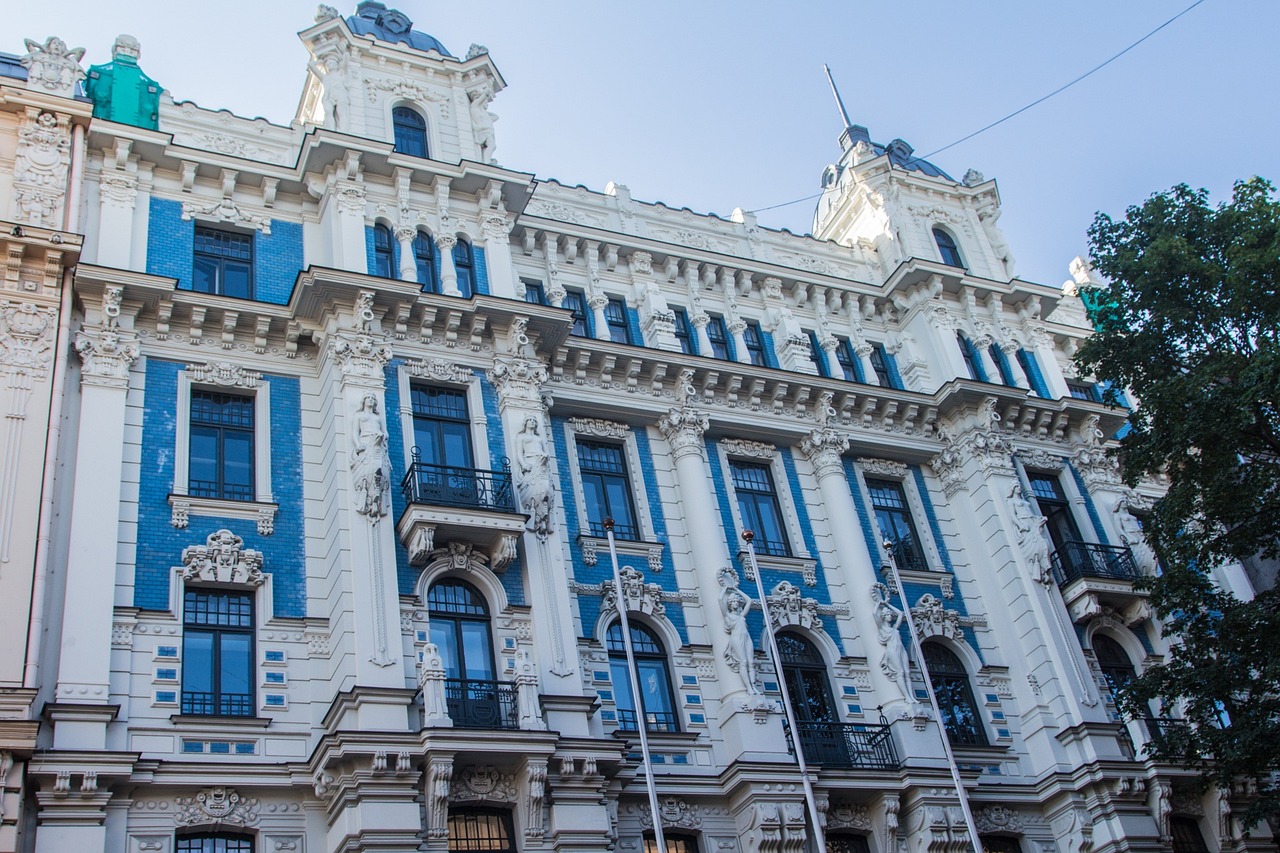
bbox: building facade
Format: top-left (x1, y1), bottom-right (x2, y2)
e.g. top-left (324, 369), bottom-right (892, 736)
top-left (0, 4), bottom-right (1269, 853)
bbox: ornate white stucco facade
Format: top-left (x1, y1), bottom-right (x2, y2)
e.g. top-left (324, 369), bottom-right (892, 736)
top-left (0, 5), bottom-right (1268, 853)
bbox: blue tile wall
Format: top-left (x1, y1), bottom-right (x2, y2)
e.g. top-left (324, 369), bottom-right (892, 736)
top-left (882, 347), bottom-right (904, 389)
top-left (811, 341), bottom-right (831, 378)
top-left (990, 345), bottom-right (1015, 387)
top-left (843, 458), bottom-right (883, 569)
top-left (1131, 623), bottom-right (1156, 655)
top-left (383, 361), bottom-right (415, 595)
top-left (961, 337), bottom-right (989, 382)
top-left (473, 245), bottom-right (490, 295)
top-left (135, 359), bottom-right (306, 617)
top-left (910, 466), bottom-right (956, 574)
top-left (703, 438), bottom-right (765, 642)
top-left (146, 198), bottom-right (193, 285)
top-left (1018, 349), bottom-right (1051, 398)
top-left (552, 419), bottom-right (686, 643)
top-left (777, 448), bottom-right (842, 645)
top-left (759, 329), bottom-right (780, 370)
top-left (1067, 461), bottom-right (1110, 544)
top-left (147, 198), bottom-right (301, 306)
top-left (364, 224), bottom-right (380, 275)
top-left (478, 373), bottom-right (525, 606)
top-left (626, 302), bottom-right (645, 348)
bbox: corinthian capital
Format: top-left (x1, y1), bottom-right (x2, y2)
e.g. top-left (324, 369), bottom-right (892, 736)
top-left (799, 427), bottom-right (849, 479)
top-left (74, 327), bottom-right (139, 388)
top-left (487, 355), bottom-right (549, 411)
top-left (330, 332), bottom-right (392, 387)
top-left (658, 406), bottom-right (709, 460)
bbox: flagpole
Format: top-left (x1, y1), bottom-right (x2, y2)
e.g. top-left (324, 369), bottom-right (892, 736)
top-left (742, 530), bottom-right (827, 851)
top-left (882, 540), bottom-right (984, 853)
top-left (603, 518), bottom-right (667, 853)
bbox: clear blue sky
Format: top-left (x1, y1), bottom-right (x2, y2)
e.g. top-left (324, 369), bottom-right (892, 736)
top-left (10, 1), bottom-right (1275, 289)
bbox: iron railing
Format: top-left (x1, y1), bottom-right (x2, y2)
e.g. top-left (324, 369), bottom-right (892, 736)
top-left (400, 455), bottom-right (515, 513)
top-left (887, 537), bottom-right (929, 573)
top-left (181, 691), bottom-right (254, 717)
top-left (783, 720), bottom-right (900, 770)
top-left (615, 708), bottom-right (679, 734)
top-left (443, 678), bottom-right (519, 729)
top-left (1051, 540), bottom-right (1140, 585)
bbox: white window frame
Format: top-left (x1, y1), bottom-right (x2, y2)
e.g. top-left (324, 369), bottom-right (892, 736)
top-left (394, 365), bottom-right (488, 474)
top-left (716, 441), bottom-right (811, 563)
top-left (169, 366), bottom-right (276, 531)
top-left (854, 462), bottom-right (946, 575)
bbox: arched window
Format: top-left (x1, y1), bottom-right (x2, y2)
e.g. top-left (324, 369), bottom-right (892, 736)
top-left (447, 807), bottom-right (517, 853)
top-left (392, 106), bottom-right (428, 158)
top-left (1170, 816), bottom-right (1211, 853)
top-left (778, 632), bottom-right (851, 766)
top-left (922, 642), bottom-right (987, 745)
top-left (606, 621), bottom-right (677, 733)
top-left (933, 227), bottom-right (965, 268)
top-left (1092, 634), bottom-right (1137, 697)
top-left (453, 238), bottom-right (475, 297)
top-left (373, 223), bottom-right (395, 278)
top-left (176, 834), bottom-right (254, 853)
top-left (428, 579), bottom-right (510, 728)
top-left (414, 231), bottom-right (438, 293)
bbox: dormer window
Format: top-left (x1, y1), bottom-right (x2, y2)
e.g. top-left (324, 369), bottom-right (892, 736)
top-left (932, 227), bottom-right (964, 269)
top-left (392, 106), bottom-right (428, 158)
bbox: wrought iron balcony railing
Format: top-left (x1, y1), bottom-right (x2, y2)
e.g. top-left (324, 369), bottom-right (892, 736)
top-left (181, 691), bottom-right (254, 717)
top-left (400, 457), bottom-right (515, 514)
top-left (784, 720), bottom-right (900, 770)
top-left (615, 708), bottom-right (680, 734)
top-left (887, 537), bottom-right (929, 573)
top-left (1051, 540), bottom-right (1140, 585)
top-left (443, 678), bottom-right (519, 730)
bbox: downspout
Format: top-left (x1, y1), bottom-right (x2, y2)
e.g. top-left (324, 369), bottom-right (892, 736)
top-left (24, 120), bottom-right (85, 688)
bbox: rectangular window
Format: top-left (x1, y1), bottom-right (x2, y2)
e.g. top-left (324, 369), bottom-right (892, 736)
top-left (182, 589), bottom-right (254, 717)
top-left (989, 343), bottom-right (1016, 386)
top-left (177, 834), bottom-right (255, 853)
top-left (1027, 473), bottom-right (1083, 553)
top-left (730, 460), bottom-right (791, 557)
top-left (869, 344), bottom-right (902, 389)
top-left (1067, 381), bottom-right (1100, 402)
top-left (410, 386), bottom-right (474, 469)
top-left (742, 321), bottom-right (768, 366)
top-left (957, 334), bottom-right (987, 382)
top-left (808, 331), bottom-right (829, 376)
top-left (521, 279), bottom-right (547, 305)
top-left (563, 290), bottom-right (590, 337)
top-left (835, 338), bottom-right (865, 383)
top-left (604, 296), bottom-right (632, 344)
top-left (577, 440), bottom-right (640, 540)
top-left (193, 226), bottom-right (254, 299)
top-left (672, 307), bottom-right (696, 355)
top-left (706, 314), bottom-right (731, 360)
top-left (189, 390), bottom-right (255, 502)
top-left (865, 478), bottom-right (928, 572)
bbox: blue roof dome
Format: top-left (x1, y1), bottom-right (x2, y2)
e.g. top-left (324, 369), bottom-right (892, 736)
top-left (839, 124), bottom-right (952, 180)
top-left (347, 1), bottom-right (452, 56)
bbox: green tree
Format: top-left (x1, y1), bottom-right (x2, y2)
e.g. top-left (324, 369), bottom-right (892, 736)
top-left (1075, 177), bottom-right (1280, 828)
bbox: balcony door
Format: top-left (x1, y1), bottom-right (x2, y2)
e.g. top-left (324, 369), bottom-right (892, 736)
top-left (777, 632), bottom-right (847, 765)
top-left (428, 579), bottom-right (504, 728)
top-left (411, 386), bottom-right (477, 506)
top-left (1027, 473), bottom-right (1083, 552)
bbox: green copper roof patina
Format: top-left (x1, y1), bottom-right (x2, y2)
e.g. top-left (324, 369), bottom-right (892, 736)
top-left (86, 34), bottom-right (160, 130)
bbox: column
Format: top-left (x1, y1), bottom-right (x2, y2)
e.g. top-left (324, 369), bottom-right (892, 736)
top-left (974, 335), bottom-right (1001, 384)
top-left (728, 317), bottom-right (751, 364)
top-left (394, 225), bottom-right (417, 282)
top-left (1000, 340), bottom-right (1030, 389)
top-left (330, 290), bottom-right (409, 730)
top-left (855, 342), bottom-right (879, 386)
top-left (332, 177), bottom-right (370, 273)
top-left (797, 424), bottom-right (906, 708)
top-left (588, 294), bottom-right (610, 341)
top-left (51, 285), bottom-right (138, 750)
top-left (478, 211), bottom-right (518, 298)
top-left (690, 312), bottom-right (713, 356)
top-left (435, 234), bottom-right (460, 296)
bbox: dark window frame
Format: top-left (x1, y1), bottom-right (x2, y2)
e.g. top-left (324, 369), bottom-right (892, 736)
top-left (705, 314), bottom-right (731, 360)
top-left (176, 833), bottom-right (255, 853)
top-left (410, 385), bottom-right (474, 470)
top-left (865, 478), bottom-right (929, 572)
top-left (742, 320), bottom-right (768, 366)
top-left (729, 459), bottom-right (792, 557)
top-left (644, 833), bottom-right (701, 853)
top-left (604, 296), bottom-right (632, 344)
top-left (922, 641), bottom-right (988, 746)
top-left (563, 290), bottom-right (591, 337)
top-left (427, 578), bottom-right (496, 682)
top-left (446, 807), bottom-right (518, 853)
top-left (835, 338), bottom-right (864, 383)
top-left (1067, 381), bottom-right (1100, 402)
top-left (989, 343), bottom-right (1016, 386)
top-left (453, 238), bottom-right (475, 297)
top-left (181, 589), bottom-right (255, 718)
top-left (957, 333), bottom-right (987, 382)
top-left (672, 307), bottom-right (696, 355)
top-left (391, 105), bottom-right (428, 158)
top-left (932, 226), bottom-right (965, 268)
top-left (607, 621), bottom-right (679, 733)
top-left (1170, 817), bottom-right (1211, 853)
top-left (869, 344), bottom-right (898, 388)
top-left (576, 438), bottom-right (640, 540)
top-left (372, 223), bottom-right (395, 278)
top-left (414, 231), bottom-right (438, 293)
top-left (193, 225), bottom-right (254, 299)
top-left (808, 330), bottom-right (829, 376)
top-left (188, 389), bottom-right (256, 502)
top-left (521, 279), bottom-right (547, 305)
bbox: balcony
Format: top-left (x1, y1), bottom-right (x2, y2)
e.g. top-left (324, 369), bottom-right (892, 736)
top-left (1050, 540), bottom-right (1149, 624)
top-left (887, 538), bottom-right (929, 573)
top-left (784, 720), bottom-right (900, 770)
top-left (396, 457), bottom-right (527, 570)
top-left (615, 709), bottom-right (680, 734)
top-left (444, 678), bottom-right (519, 730)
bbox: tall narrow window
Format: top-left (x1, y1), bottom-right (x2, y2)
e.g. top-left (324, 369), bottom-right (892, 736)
top-left (453, 238), bottom-right (475, 297)
top-left (706, 314), bottom-right (731, 360)
top-left (604, 296), bottom-right (632, 344)
top-left (1170, 817), bottom-right (1211, 853)
top-left (177, 834), bottom-right (255, 853)
top-left (189, 390), bottom-right (255, 501)
top-left (922, 642), bottom-right (987, 745)
top-left (563, 290), bottom-right (590, 337)
top-left (607, 622), bottom-right (678, 733)
top-left (372, 223), bottom-right (395, 278)
top-left (521, 279), bottom-right (547, 305)
top-left (866, 478), bottom-right (928, 572)
top-left (429, 579), bottom-right (510, 728)
top-left (957, 333), bottom-right (987, 382)
top-left (414, 231), bottom-right (438, 293)
top-left (777, 632), bottom-right (846, 765)
top-left (447, 808), bottom-right (517, 853)
top-left (672, 307), bottom-right (696, 355)
top-left (1026, 473), bottom-right (1083, 554)
top-left (577, 439), bottom-right (639, 540)
top-left (1092, 634), bottom-right (1137, 699)
top-left (808, 331), bottom-right (829, 376)
top-left (193, 226), bottom-right (253, 299)
top-left (730, 460), bottom-right (791, 557)
top-left (1017, 348), bottom-right (1050, 397)
top-left (742, 321), bottom-right (768, 366)
top-left (411, 387), bottom-right (473, 469)
top-left (989, 343), bottom-right (1016, 386)
top-left (182, 589), bottom-right (254, 717)
top-left (869, 344), bottom-right (901, 389)
top-left (391, 106), bottom-right (428, 158)
top-left (835, 338), bottom-right (865, 383)
top-left (979, 837), bottom-right (1022, 853)
top-left (933, 227), bottom-right (964, 268)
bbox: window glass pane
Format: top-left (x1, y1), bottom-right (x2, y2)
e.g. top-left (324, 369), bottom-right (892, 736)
top-left (219, 632), bottom-right (253, 701)
top-left (189, 427), bottom-right (220, 494)
top-left (431, 619), bottom-right (461, 678)
top-left (193, 257), bottom-right (219, 293)
top-left (447, 809), bottom-right (515, 852)
top-left (522, 281), bottom-right (546, 305)
top-left (743, 322), bottom-right (767, 366)
top-left (222, 430), bottom-right (254, 499)
top-left (460, 620), bottom-right (495, 680)
top-left (706, 316), bottom-right (730, 360)
top-left (603, 478), bottom-right (637, 531)
top-left (221, 262), bottom-right (252, 299)
top-left (183, 630), bottom-right (214, 694)
top-left (610, 657), bottom-right (635, 713)
top-left (581, 475), bottom-right (608, 529)
top-left (564, 292), bottom-right (589, 336)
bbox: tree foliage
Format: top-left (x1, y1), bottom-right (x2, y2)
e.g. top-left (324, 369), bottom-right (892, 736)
top-left (1075, 177), bottom-right (1280, 828)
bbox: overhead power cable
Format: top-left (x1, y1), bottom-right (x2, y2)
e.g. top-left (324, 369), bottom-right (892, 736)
top-left (746, 0), bottom-right (1209, 216)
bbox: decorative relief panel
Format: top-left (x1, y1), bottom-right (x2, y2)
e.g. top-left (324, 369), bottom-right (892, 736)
top-left (174, 787), bottom-right (259, 827)
top-left (185, 361), bottom-right (261, 388)
top-left (180, 529), bottom-right (265, 587)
